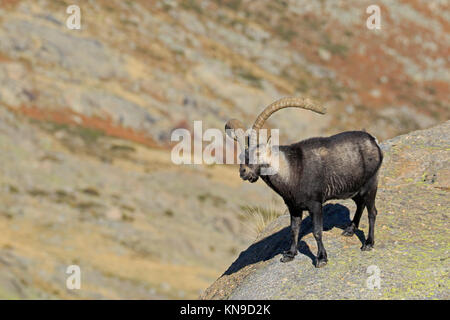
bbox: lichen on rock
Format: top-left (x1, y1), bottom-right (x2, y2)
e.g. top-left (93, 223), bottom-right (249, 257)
top-left (202, 121), bottom-right (450, 300)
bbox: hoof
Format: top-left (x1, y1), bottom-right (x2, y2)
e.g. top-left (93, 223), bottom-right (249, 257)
top-left (341, 229), bottom-right (354, 237)
top-left (342, 225), bottom-right (355, 237)
top-left (315, 259), bottom-right (328, 268)
top-left (280, 251), bottom-right (296, 263)
top-left (361, 243), bottom-right (374, 251)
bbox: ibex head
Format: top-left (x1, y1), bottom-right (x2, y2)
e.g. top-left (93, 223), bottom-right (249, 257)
top-left (225, 97), bottom-right (326, 183)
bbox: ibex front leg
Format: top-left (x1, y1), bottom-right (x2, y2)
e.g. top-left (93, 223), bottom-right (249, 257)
top-left (281, 209), bottom-right (303, 263)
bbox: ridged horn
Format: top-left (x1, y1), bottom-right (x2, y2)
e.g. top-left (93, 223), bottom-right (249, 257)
top-left (250, 97), bottom-right (326, 146)
top-left (225, 119), bottom-right (247, 150)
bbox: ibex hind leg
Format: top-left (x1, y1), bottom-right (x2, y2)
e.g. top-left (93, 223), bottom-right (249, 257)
top-left (342, 194), bottom-right (365, 237)
top-left (342, 173), bottom-right (378, 239)
top-left (355, 174), bottom-right (379, 251)
top-left (361, 184), bottom-right (378, 251)
top-left (309, 201), bottom-right (328, 268)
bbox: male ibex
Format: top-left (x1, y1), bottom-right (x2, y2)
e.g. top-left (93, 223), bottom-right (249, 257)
top-left (225, 97), bottom-right (383, 267)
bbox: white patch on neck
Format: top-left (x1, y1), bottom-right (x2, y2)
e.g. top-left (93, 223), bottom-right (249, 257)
top-left (265, 148), bottom-right (290, 183)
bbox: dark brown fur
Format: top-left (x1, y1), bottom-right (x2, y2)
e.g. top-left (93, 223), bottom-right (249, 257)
top-left (239, 131), bottom-right (383, 267)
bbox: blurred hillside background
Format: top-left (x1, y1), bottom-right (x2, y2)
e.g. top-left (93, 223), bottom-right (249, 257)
top-left (0, 0), bottom-right (448, 299)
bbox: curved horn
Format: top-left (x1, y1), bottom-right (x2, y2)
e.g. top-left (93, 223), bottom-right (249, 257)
top-left (225, 119), bottom-right (247, 150)
top-left (250, 97), bottom-right (326, 146)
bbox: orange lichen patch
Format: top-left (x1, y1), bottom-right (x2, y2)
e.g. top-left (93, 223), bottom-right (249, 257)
top-left (389, 23), bottom-right (444, 63)
top-left (17, 105), bottom-right (162, 149)
top-left (400, 0), bottom-right (450, 32)
top-left (0, 0), bottom-right (21, 9)
top-left (291, 22), bottom-right (402, 108)
top-left (287, 0), bottom-right (447, 115)
top-left (426, 81), bottom-right (450, 99)
top-left (0, 52), bottom-right (12, 62)
top-left (330, 48), bottom-right (401, 108)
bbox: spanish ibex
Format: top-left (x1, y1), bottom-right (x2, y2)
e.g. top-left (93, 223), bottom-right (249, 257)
top-left (225, 97), bottom-right (383, 267)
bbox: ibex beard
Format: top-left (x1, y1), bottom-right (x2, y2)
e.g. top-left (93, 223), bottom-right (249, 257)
top-left (226, 97), bottom-right (383, 268)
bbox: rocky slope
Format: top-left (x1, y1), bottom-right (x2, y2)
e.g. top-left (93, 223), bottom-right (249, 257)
top-left (0, 105), bottom-right (283, 299)
top-left (0, 0), bottom-right (448, 146)
top-left (0, 0), bottom-right (448, 300)
top-left (202, 122), bottom-right (450, 299)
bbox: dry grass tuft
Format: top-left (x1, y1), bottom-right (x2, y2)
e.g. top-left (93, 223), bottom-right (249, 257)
top-left (240, 203), bottom-right (286, 239)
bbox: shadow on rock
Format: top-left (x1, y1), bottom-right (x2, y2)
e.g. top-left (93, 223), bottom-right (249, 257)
top-left (224, 203), bottom-right (365, 275)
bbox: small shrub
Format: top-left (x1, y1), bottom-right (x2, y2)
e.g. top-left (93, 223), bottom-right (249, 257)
top-left (322, 36), bottom-right (348, 56)
top-left (121, 214), bottom-right (134, 222)
top-left (74, 201), bottom-right (102, 211)
top-left (8, 185), bottom-right (19, 194)
top-left (54, 190), bottom-right (76, 205)
top-left (233, 67), bottom-right (262, 88)
top-left (180, 0), bottom-right (203, 13)
top-left (275, 24), bottom-right (297, 41)
top-left (110, 144), bottom-right (136, 153)
top-left (27, 189), bottom-right (49, 197)
top-left (120, 205), bottom-right (135, 213)
top-left (164, 209), bottom-right (175, 217)
top-left (41, 121), bottom-right (105, 145)
top-left (225, 0), bottom-right (242, 10)
top-left (74, 127), bottom-right (104, 145)
top-left (240, 203), bottom-right (285, 238)
top-left (81, 187), bottom-right (100, 197)
top-left (197, 193), bottom-right (227, 207)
